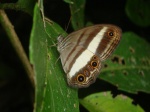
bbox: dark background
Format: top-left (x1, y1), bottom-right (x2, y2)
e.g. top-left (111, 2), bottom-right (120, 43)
top-left (0, 0), bottom-right (150, 112)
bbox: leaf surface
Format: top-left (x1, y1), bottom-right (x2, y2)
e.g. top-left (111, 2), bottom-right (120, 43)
top-left (80, 92), bottom-right (144, 112)
top-left (100, 32), bottom-right (150, 93)
top-left (29, 4), bottom-right (79, 112)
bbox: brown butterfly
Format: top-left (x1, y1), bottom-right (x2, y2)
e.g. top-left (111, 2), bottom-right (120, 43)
top-left (57, 24), bottom-right (122, 88)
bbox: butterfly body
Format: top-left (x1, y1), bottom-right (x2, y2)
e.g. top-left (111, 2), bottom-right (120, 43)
top-left (57, 24), bottom-right (122, 88)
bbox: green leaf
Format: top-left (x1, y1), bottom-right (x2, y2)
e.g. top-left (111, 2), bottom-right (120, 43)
top-left (125, 0), bottom-right (150, 27)
top-left (0, 0), bottom-right (35, 15)
top-left (64, 0), bottom-right (74, 4)
top-left (29, 4), bottom-right (79, 112)
top-left (17, 0), bottom-right (35, 15)
top-left (80, 91), bottom-right (144, 112)
top-left (100, 32), bottom-right (150, 93)
top-left (66, 0), bottom-right (86, 30)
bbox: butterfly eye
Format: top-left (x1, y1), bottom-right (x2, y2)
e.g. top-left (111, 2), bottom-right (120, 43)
top-left (91, 61), bottom-right (98, 68)
top-left (77, 74), bottom-right (86, 83)
top-left (108, 31), bottom-right (114, 37)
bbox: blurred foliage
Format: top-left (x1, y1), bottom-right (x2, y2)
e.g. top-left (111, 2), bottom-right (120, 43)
top-left (125, 0), bottom-right (150, 27)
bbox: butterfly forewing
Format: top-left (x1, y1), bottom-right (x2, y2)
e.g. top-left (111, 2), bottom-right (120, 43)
top-left (96, 25), bottom-right (121, 61)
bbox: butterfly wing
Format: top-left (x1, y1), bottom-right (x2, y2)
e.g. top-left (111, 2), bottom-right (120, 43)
top-left (59, 44), bottom-right (101, 88)
top-left (89, 24), bottom-right (122, 61)
top-left (57, 24), bottom-right (121, 88)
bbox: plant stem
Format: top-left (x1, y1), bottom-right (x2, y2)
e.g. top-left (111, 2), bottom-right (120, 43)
top-left (0, 10), bottom-right (35, 88)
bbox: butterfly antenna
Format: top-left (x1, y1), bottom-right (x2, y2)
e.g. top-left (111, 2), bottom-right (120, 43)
top-left (65, 16), bottom-right (72, 32)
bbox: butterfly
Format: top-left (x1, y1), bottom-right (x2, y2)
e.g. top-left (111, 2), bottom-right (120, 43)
top-left (57, 24), bottom-right (122, 88)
